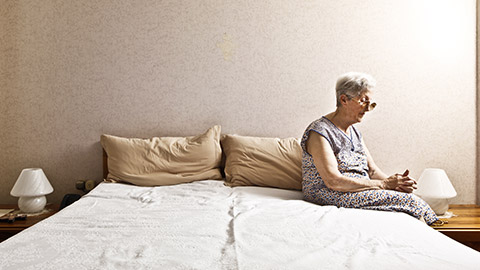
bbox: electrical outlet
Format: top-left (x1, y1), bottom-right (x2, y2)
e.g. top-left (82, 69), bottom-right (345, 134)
top-left (75, 180), bottom-right (96, 192)
top-left (84, 180), bottom-right (96, 192)
top-left (75, 180), bottom-right (85, 191)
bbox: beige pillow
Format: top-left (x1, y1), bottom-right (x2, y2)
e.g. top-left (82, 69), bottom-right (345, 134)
top-left (221, 134), bottom-right (302, 190)
top-left (101, 126), bottom-right (223, 186)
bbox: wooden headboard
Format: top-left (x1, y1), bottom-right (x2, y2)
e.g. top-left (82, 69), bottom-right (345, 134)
top-left (103, 150), bottom-right (108, 179)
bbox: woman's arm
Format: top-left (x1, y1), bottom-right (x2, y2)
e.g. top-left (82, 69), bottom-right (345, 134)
top-left (306, 131), bottom-right (390, 192)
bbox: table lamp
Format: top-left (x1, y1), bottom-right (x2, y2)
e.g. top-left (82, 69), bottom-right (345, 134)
top-left (10, 168), bottom-right (54, 213)
top-left (414, 168), bottom-right (456, 215)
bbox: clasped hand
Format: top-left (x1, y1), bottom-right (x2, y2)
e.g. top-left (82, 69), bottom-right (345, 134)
top-left (383, 170), bottom-right (417, 193)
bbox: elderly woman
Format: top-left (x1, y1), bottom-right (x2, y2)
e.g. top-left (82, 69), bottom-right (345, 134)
top-left (301, 72), bottom-right (438, 225)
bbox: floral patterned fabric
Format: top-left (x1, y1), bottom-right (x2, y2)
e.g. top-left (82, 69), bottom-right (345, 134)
top-left (301, 117), bottom-right (438, 224)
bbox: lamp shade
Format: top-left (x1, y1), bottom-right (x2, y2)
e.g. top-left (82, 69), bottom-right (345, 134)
top-left (415, 168), bottom-right (456, 199)
top-left (11, 168), bottom-right (53, 197)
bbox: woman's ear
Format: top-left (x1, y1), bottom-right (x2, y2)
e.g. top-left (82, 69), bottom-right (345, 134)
top-left (339, 94), bottom-right (349, 106)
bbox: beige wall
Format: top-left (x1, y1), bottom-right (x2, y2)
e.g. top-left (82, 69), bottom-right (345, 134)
top-left (1, 0), bottom-right (477, 204)
top-left (477, 0), bottom-right (480, 205)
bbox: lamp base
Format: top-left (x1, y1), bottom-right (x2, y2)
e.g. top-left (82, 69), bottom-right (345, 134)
top-left (422, 197), bottom-right (449, 215)
top-left (18, 196), bottom-right (47, 213)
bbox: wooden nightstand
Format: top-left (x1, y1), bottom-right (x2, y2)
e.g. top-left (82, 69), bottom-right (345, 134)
top-left (0, 204), bottom-right (59, 243)
top-left (431, 204), bottom-right (480, 252)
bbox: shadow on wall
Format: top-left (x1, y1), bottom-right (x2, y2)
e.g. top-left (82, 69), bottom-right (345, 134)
top-left (40, 142), bottom-right (104, 205)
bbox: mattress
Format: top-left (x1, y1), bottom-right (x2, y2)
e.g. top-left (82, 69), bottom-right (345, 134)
top-left (0, 180), bottom-right (479, 269)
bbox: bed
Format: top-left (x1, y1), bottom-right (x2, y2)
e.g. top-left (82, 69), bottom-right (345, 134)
top-left (1, 126), bottom-right (479, 269)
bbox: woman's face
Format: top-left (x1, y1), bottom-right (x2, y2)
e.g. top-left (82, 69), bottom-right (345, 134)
top-left (345, 90), bottom-right (375, 123)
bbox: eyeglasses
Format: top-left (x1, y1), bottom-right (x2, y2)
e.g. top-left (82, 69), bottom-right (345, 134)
top-left (349, 96), bottom-right (377, 111)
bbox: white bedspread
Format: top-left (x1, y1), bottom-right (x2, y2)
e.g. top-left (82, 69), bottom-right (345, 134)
top-left (1, 180), bottom-right (479, 269)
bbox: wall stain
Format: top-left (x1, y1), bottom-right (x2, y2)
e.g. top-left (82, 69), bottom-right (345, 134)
top-left (216, 33), bottom-right (234, 61)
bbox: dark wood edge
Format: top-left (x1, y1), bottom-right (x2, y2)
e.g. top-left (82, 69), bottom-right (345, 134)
top-left (439, 231), bottom-right (480, 241)
top-left (103, 149), bottom-right (108, 179)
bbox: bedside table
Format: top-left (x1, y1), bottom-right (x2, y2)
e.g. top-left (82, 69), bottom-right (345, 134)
top-left (0, 204), bottom-right (59, 243)
top-left (431, 204), bottom-right (480, 252)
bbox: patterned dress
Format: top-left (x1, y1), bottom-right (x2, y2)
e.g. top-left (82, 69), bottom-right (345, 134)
top-left (301, 117), bottom-right (438, 225)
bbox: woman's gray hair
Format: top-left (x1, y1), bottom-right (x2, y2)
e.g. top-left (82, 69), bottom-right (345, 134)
top-left (335, 72), bottom-right (376, 107)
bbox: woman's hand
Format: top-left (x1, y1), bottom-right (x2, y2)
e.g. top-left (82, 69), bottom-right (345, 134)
top-left (382, 170), bottom-right (417, 193)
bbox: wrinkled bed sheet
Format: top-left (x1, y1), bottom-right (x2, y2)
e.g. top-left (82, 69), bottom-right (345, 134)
top-left (1, 180), bottom-right (479, 270)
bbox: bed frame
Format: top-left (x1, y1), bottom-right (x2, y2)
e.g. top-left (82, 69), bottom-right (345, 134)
top-left (102, 150), bottom-right (108, 179)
